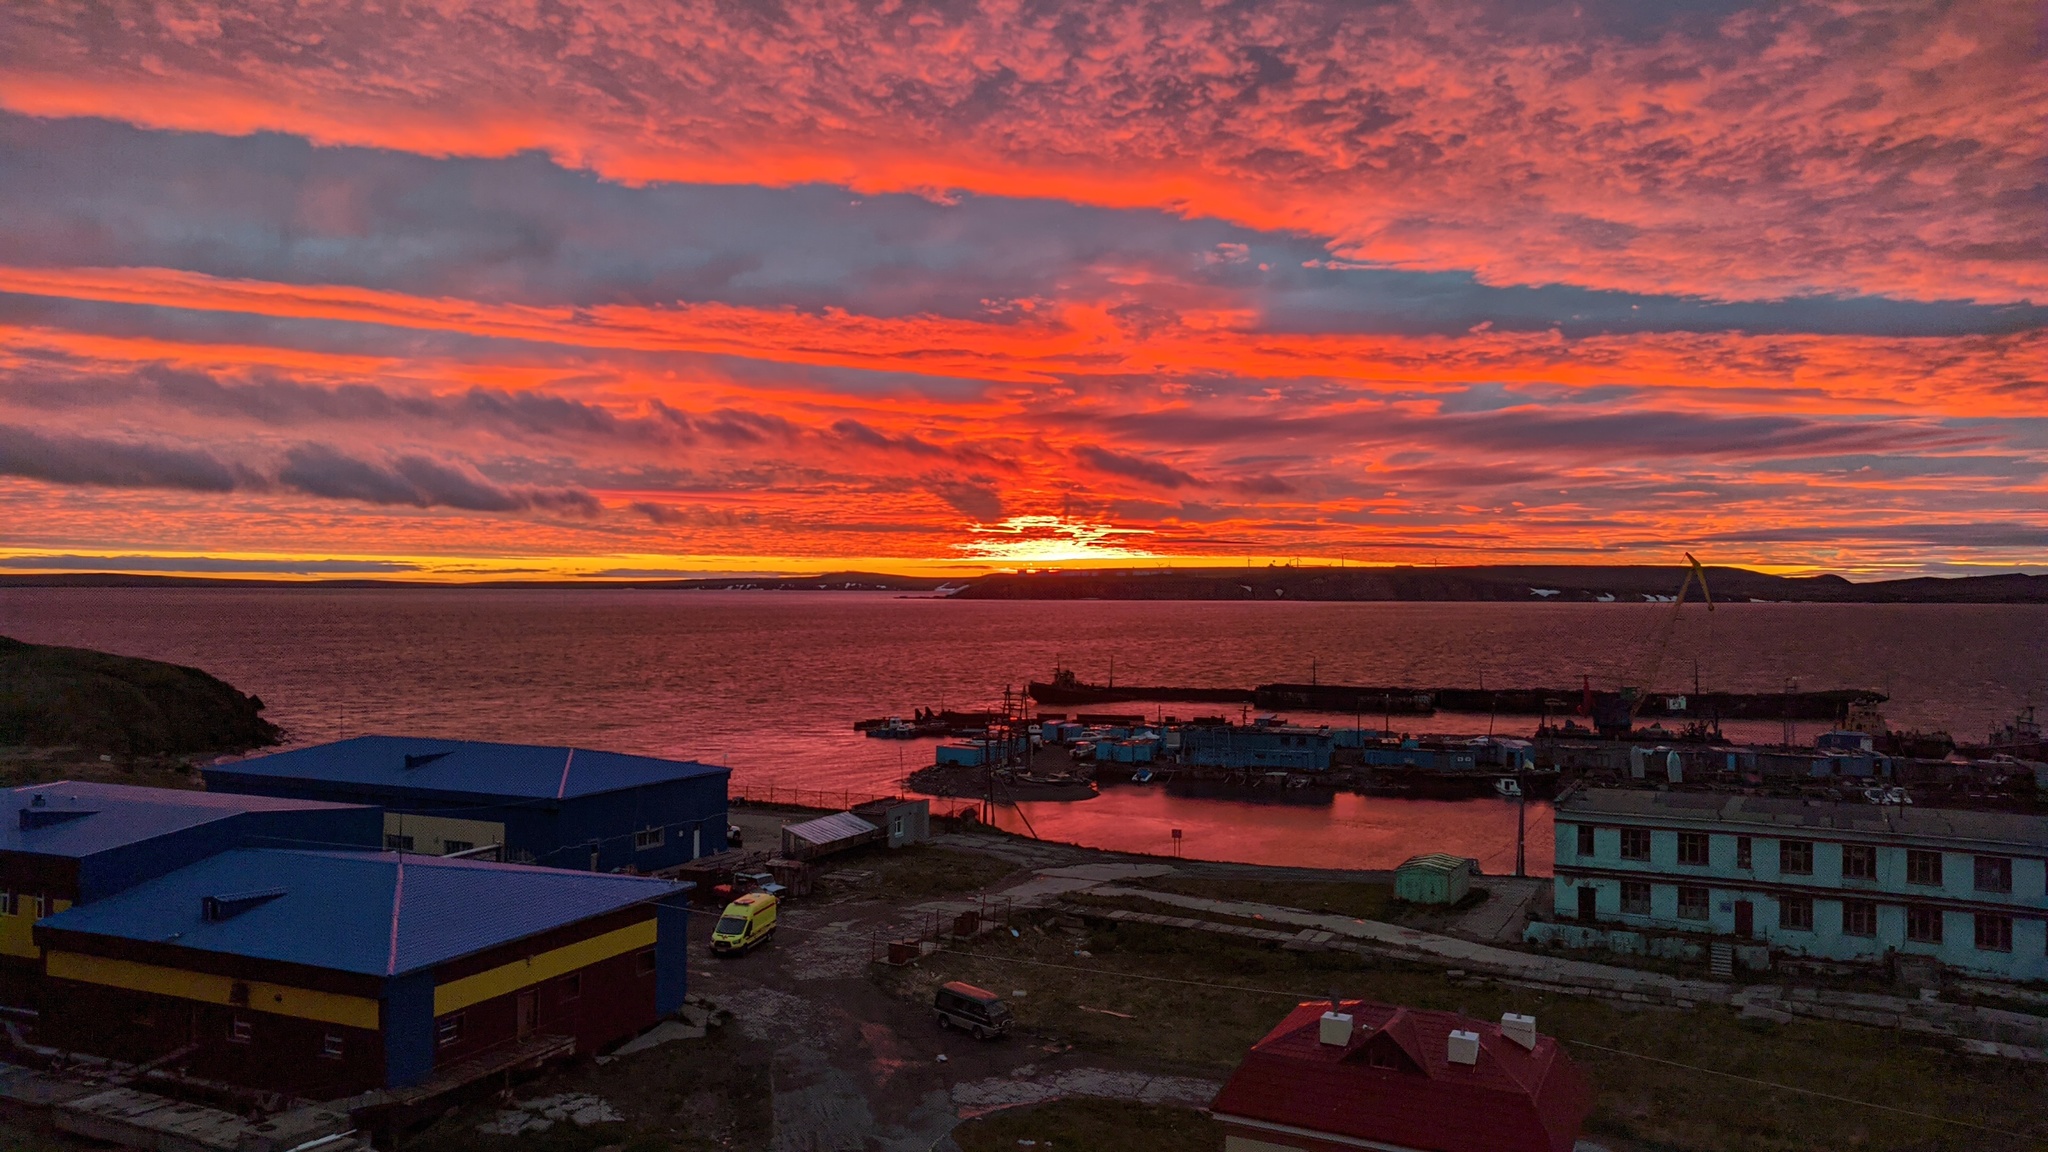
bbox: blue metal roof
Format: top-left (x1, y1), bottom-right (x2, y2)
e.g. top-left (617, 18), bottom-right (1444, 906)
top-left (208, 736), bottom-right (727, 802)
top-left (38, 848), bottom-right (683, 976)
top-left (0, 782), bottom-right (369, 860)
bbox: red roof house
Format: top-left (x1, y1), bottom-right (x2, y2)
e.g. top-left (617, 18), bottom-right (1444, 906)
top-left (1209, 999), bottom-right (1592, 1152)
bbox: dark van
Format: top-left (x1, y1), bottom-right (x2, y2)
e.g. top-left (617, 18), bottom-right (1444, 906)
top-left (933, 981), bottom-right (1013, 1039)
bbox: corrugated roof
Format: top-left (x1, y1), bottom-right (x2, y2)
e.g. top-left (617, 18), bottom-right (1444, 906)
top-left (782, 812), bottom-right (877, 847)
top-left (0, 782), bottom-right (368, 860)
top-left (208, 735), bottom-right (728, 802)
top-left (1209, 999), bottom-right (1590, 1152)
top-left (38, 848), bottom-right (681, 976)
top-left (1558, 788), bottom-right (2048, 849)
top-left (1397, 853), bottom-right (1472, 875)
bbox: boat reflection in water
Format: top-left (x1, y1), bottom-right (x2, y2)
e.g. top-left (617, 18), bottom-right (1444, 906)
top-left (975, 787), bottom-right (1554, 875)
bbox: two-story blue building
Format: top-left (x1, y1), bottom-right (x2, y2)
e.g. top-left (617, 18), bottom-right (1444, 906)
top-left (1547, 789), bottom-right (2046, 980)
top-left (204, 736), bottom-right (730, 873)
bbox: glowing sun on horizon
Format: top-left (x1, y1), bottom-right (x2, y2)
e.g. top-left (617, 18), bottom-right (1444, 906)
top-left (952, 515), bottom-right (1156, 563)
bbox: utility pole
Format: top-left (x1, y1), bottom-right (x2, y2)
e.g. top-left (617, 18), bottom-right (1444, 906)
top-left (1514, 768), bottom-right (1527, 878)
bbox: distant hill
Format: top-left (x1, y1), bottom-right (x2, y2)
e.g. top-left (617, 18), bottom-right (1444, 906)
top-left (0, 636), bottom-right (280, 756)
top-left (0, 565), bottom-right (2041, 602)
top-left (953, 566), bottom-right (2048, 603)
top-left (0, 571), bottom-right (953, 591)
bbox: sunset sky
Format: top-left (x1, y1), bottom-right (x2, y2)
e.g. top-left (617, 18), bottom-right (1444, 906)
top-left (1, 0), bottom-right (2042, 579)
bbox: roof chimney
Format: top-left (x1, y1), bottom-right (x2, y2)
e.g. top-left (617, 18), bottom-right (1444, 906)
top-left (1500, 1013), bottom-right (1537, 1050)
top-left (1447, 1029), bottom-right (1480, 1066)
top-left (1319, 1011), bottom-right (1355, 1046)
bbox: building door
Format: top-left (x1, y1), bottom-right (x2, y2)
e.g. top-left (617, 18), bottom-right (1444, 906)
top-left (1734, 901), bottom-right (1754, 939)
top-left (516, 989), bottom-right (539, 1039)
top-left (1577, 886), bottom-right (1598, 923)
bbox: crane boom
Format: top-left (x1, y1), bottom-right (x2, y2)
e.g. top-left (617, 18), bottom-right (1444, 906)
top-left (1628, 555), bottom-right (1714, 721)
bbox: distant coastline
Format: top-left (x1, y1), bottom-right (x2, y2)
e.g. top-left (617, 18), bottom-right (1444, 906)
top-left (3, 565), bottom-right (2045, 603)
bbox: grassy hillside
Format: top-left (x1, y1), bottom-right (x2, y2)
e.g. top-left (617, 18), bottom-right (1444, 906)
top-left (0, 636), bottom-right (279, 756)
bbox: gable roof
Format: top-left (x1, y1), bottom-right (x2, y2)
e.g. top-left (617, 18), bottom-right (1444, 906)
top-left (37, 848), bottom-right (682, 976)
top-left (1209, 999), bottom-right (1591, 1152)
top-left (208, 735), bottom-right (728, 802)
top-left (0, 782), bottom-right (368, 860)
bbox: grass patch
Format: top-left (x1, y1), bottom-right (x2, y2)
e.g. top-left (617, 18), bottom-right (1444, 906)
top-left (952, 1100), bottom-right (1220, 1152)
top-left (822, 844), bottom-right (1020, 900)
top-left (877, 916), bottom-right (2048, 1152)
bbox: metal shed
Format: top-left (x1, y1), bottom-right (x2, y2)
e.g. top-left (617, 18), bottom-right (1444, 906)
top-left (855, 799), bottom-right (931, 848)
top-left (780, 812), bottom-right (882, 860)
top-left (1394, 853), bottom-right (1475, 905)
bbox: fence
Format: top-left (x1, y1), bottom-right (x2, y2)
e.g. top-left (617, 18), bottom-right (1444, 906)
top-left (868, 893), bottom-right (1022, 965)
top-left (728, 784), bottom-right (904, 811)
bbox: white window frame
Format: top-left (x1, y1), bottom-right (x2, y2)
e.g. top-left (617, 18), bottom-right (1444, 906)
top-left (634, 827), bottom-right (665, 851)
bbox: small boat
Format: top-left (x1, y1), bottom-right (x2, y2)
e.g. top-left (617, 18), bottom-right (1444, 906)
top-left (863, 717), bottom-right (918, 739)
top-left (1494, 778), bottom-right (1523, 799)
top-left (1130, 768), bottom-right (1154, 784)
top-left (1862, 786), bottom-right (1912, 805)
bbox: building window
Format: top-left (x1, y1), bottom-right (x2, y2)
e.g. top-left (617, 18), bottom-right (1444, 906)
top-left (1620, 881), bottom-right (1651, 915)
top-left (635, 949), bottom-right (658, 976)
top-left (1735, 837), bottom-right (1751, 870)
top-left (1842, 844), bottom-right (1877, 881)
top-left (1906, 850), bottom-right (1943, 887)
top-left (1974, 857), bottom-right (2012, 895)
top-left (0, 893), bottom-right (13, 916)
top-left (1779, 896), bottom-right (1813, 932)
top-left (1974, 914), bottom-right (2013, 953)
top-left (437, 1014), bottom-right (464, 1047)
top-left (1576, 825), bottom-right (1596, 856)
top-left (386, 834), bottom-right (414, 852)
top-left (1841, 899), bottom-right (1877, 937)
top-left (1906, 906), bottom-right (1943, 944)
top-left (442, 840), bottom-right (474, 855)
top-left (1620, 828), bottom-right (1651, 861)
top-left (31, 896), bottom-right (45, 918)
top-left (228, 1018), bottom-right (252, 1044)
top-left (1677, 833), bottom-right (1710, 867)
top-left (1778, 840), bottom-right (1813, 876)
top-left (322, 1033), bottom-right (345, 1059)
top-left (1677, 886), bottom-right (1710, 920)
top-left (635, 828), bottom-right (665, 851)
top-left (559, 973), bottom-right (582, 1001)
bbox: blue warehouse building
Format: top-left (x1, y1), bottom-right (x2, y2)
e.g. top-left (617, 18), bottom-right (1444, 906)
top-left (204, 736), bottom-right (731, 873)
top-left (1544, 788), bottom-right (2047, 981)
top-left (35, 849), bottom-right (689, 1095)
top-left (0, 781), bottom-right (380, 990)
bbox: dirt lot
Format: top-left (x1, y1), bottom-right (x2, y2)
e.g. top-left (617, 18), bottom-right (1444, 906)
top-left (880, 906), bottom-right (2048, 1152)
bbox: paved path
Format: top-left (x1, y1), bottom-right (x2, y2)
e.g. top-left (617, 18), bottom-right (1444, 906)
top-left (1088, 885), bottom-right (1732, 1004)
top-left (1450, 876), bottom-right (1549, 944)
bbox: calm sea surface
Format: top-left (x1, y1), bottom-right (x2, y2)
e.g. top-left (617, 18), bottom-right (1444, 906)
top-left (6, 590), bottom-right (2044, 874)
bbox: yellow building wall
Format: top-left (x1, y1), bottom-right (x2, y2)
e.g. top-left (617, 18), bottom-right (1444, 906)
top-left (383, 813), bottom-right (505, 856)
top-left (433, 919), bottom-right (655, 1016)
top-left (46, 951), bottom-right (380, 1029)
top-left (0, 896), bottom-right (71, 961)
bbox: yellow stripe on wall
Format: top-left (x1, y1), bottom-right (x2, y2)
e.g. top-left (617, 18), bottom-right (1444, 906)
top-left (45, 951), bottom-right (380, 1029)
top-left (433, 919), bottom-right (655, 1016)
top-left (2, 898), bottom-right (72, 961)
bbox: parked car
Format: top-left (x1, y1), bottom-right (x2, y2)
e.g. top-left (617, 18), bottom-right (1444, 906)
top-left (710, 892), bottom-right (778, 955)
top-left (933, 980), bottom-right (1013, 1038)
